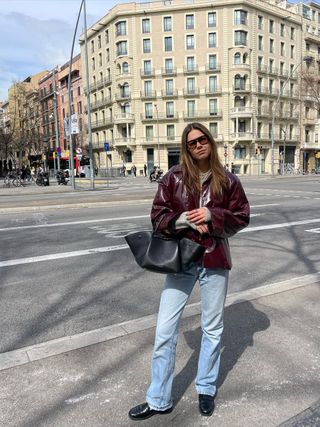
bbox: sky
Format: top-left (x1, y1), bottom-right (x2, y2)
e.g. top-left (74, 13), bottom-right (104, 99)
top-left (0, 0), bottom-right (133, 100)
top-left (0, 0), bottom-right (305, 101)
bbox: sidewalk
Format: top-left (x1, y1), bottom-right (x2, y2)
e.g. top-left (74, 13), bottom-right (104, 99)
top-left (0, 281), bottom-right (319, 427)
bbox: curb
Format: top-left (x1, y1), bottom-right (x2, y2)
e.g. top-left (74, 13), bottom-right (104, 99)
top-left (278, 399), bottom-right (320, 426)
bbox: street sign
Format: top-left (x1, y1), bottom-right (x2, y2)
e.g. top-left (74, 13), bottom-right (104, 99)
top-left (104, 142), bottom-right (110, 152)
top-left (57, 147), bottom-right (61, 157)
top-left (63, 117), bottom-right (70, 136)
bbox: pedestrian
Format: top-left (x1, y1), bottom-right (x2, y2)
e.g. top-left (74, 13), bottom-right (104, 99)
top-left (129, 122), bottom-right (250, 421)
top-left (131, 164), bottom-right (137, 177)
top-left (144, 163), bottom-right (147, 177)
top-left (122, 165), bottom-right (126, 177)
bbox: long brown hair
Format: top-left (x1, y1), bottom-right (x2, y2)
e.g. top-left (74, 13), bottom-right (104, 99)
top-left (180, 122), bottom-right (227, 196)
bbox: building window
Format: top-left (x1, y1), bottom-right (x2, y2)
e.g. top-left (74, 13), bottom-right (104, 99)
top-left (234, 52), bottom-right (241, 64)
top-left (145, 103), bottom-right (153, 119)
top-left (208, 54), bottom-right (217, 70)
top-left (258, 35), bottom-right (263, 50)
top-left (234, 145), bottom-right (246, 159)
top-left (144, 80), bottom-right (152, 96)
top-left (208, 12), bottom-right (216, 27)
top-left (234, 74), bottom-right (246, 90)
top-left (166, 101), bottom-right (174, 118)
top-left (258, 56), bottom-right (263, 70)
top-left (280, 61), bottom-right (284, 75)
top-left (187, 77), bottom-right (195, 94)
top-left (78, 101), bottom-right (82, 114)
top-left (98, 35), bottom-right (101, 49)
top-left (281, 42), bottom-right (285, 56)
top-left (167, 124), bottom-right (175, 140)
top-left (269, 19), bottom-right (274, 33)
top-left (290, 27), bottom-right (295, 40)
top-left (186, 14), bottom-right (194, 29)
top-left (91, 40), bottom-right (94, 53)
top-left (116, 41), bottom-right (127, 56)
top-left (258, 77), bottom-right (263, 92)
top-left (187, 100), bottom-right (195, 117)
top-left (99, 53), bottom-right (102, 66)
top-left (143, 38), bottom-right (151, 53)
top-left (123, 62), bottom-right (129, 74)
top-left (280, 23), bottom-right (285, 37)
top-left (77, 86), bottom-right (81, 96)
top-left (235, 30), bottom-right (247, 46)
top-left (142, 18), bottom-right (150, 33)
top-left (209, 99), bottom-right (218, 115)
top-left (163, 16), bottom-right (172, 31)
top-left (186, 34), bottom-right (195, 49)
top-left (208, 32), bottom-right (216, 48)
top-left (143, 60), bottom-right (152, 75)
top-left (269, 38), bottom-right (274, 53)
top-left (290, 45), bottom-right (294, 59)
top-left (165, 79), bottom-right (174, 95)
top-left (269, 79), bottom-right (274, 94)
top-left (105, 30), bottom-right (109, 44)
top-left (209, 122), bottom-right (218, 138)
top-left (258, 15), bottom-right (263, 30)
top-left (269, 58), bottom-right (274, 73)
top-left (146, 125), bottom-right (153, 140)
top-left (164, 36), bottom-right (172, 51)
top-left (209, 75), bottom-right (217, 91)
top-left (116, 21), bottom-right (127, 36)
top-left (106, 48), bottom-right (110, 62)
top-left (92, 57), bottom-right (95, 71)
top-left (165, 58), bottom-right (173, 73)
top-left (187, 56), bottom-right (195, 71)
top-left (234, 10), bottom-right (247, 25)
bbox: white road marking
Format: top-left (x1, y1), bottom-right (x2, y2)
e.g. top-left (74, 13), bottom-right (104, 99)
top-left (305, 228), bottom-right (320, 233)
top-left (250, 204), bottom-right (279, 208)
top-left (0, 215), bottom-right (149, 232)
top-left (1, 217), bottom-right (320, 268)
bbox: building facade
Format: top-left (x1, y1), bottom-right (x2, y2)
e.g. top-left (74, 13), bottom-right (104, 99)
top-left (58, 54), bottom-right (87, 172)
top-left (80, 0), bottom-right (320, 176)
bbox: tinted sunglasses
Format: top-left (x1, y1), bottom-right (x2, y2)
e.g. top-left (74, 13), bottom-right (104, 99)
top-left (187, 135), bottom-right (208, 150)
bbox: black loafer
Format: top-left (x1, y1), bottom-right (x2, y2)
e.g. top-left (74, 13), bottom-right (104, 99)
top-left (198, 394), bottom-right (215, 416)
top-left (128, 402), bottom-right (173, 421)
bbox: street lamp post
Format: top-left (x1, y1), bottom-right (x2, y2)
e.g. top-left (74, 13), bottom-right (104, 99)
top-left (53, 67), bottom-right (60, 171)
top-left (271, 56), bottom-right (313, 176)
top-left (154, 104), bottom-right (160, 169)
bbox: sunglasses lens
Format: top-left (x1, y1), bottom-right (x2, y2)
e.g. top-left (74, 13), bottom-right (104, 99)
top-left (187, 135), bottom-right (207, 149)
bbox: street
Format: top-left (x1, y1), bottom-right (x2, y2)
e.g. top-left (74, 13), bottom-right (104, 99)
top-left (0, 175), bottom-right (319, 353)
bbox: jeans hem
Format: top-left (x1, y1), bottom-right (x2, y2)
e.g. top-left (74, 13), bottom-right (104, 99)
top-left (196, 388), bottom-right (216, 397)
top-left (147, 400), bottom-right (173, 411)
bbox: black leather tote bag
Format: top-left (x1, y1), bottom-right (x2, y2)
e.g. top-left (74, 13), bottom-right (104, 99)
top-left (125, 231), bottom-right (205, 274)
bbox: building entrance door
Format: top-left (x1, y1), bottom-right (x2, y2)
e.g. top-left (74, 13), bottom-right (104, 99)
top-left (168, 150), bottom-right (180, 169)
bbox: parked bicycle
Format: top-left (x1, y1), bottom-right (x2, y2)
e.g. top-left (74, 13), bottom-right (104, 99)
top-left (3, 171), bottom-right (22, 188)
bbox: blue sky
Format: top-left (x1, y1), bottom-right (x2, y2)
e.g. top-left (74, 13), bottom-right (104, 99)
top-left (0, 0), bottom-right (132, 100)
top-left (0, 0), bottom-right (305, 100)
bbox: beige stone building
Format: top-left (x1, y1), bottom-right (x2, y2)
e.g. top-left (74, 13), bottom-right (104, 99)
top-left (80, 0), bottom-right (320, 176)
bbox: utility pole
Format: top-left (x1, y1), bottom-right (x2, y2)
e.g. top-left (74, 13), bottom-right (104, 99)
top-left (53, 67), bottom-right (60, 171)
top-left (154, 104), bottom-right (160, 169)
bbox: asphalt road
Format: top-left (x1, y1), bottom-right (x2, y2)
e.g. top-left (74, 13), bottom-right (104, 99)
top-left (0, 176), bottom-right (319, 354)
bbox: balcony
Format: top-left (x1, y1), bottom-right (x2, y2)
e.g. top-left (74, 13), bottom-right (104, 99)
top-left (140, 68), bottom-right (155, 78)
top-left (140, 112), bottom-right (179, 121)
top-left (113, 113), bottom-right (135, 124)
top-left (303, 116), bottom-right (318, 125)
top-left (161, 67), bottom-right (177, 76)
top-left (140, 90), bottom-right (157, 99)
top-left (39, 89), bottom-right (54, 100)
top-left (230, 132), bottom-right (254, 140)
top-left (232, 63), bottom-right (251, 71)
top-left (230, 107), bottom-right (254, 117)
top-left (205, 64), bottom-right (221, 73)
top-left (183, 65), bottom-right (199, 74)
top-left (233, 85), bottom-right (251, 93)
top-left (116, 72), bottom-right (133, 82)
top-left (205, 86), bottom-right (222, 95)
top-left (113, 137), bottom-right (135, 147)
top-left (183, 110), bottom-right (222, 120)
top-left (89, 97), bottom-right (113, 111)
top-left (140, 136), bottom-right (180, 145)
top-left (115, 92), bottom-right (131, 101)
top-left (91, 118), bottom-right (113, 129)
top-left (161, 89), bottom-right (178, 98)
top-left (256, 133), bottom-right (271, 141)
top-left (256, 108), bottom-right (271, 118)
top-left (183, 88), bottom-right (200, 97)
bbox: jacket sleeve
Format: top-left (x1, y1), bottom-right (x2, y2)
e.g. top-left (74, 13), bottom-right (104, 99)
top-left (150, 173), bottom-right (182, 232)
top-left (207, 176), bottom-right (250, 238)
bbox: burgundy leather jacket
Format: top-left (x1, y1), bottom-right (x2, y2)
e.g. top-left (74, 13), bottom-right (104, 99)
top-left (150, 165), bottom-right (250, 270)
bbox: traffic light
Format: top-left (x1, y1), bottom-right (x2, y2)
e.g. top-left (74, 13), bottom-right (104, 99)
top-left (255, 145), bottom-right (262, 155)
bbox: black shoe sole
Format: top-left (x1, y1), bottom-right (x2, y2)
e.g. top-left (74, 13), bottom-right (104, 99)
top-left (129, 406), bottom-right (173, 421)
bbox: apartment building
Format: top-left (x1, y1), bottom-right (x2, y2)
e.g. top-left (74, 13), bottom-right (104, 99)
top-left (38, 69), bottom-right (63, 170)
top-left (80, 0), bottom-right (320, 176)
top-left (58, 54), bottom-right (87, 170)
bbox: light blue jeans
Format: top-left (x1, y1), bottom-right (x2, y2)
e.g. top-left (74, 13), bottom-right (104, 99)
top-left (146, 265), bottom-right (229, 411)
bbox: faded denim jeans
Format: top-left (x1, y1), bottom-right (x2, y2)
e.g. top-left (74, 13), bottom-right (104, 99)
top-left (146, 265), bottom-right (229, 410)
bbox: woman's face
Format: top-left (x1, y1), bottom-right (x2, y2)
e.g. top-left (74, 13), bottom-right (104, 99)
top-left (186, 128), bottom-right (211, 163)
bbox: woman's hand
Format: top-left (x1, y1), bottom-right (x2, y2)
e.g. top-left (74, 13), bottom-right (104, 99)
top-left (196, 224), bottom-right (209, 235)
top-left (187, 208), bottom-right (208, 225)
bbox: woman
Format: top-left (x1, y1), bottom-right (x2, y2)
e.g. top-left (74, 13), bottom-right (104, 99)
top-left (129, 122), bottom-right (250, 420)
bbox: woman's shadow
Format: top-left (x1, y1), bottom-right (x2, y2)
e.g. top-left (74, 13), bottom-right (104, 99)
top-left (172, 300), bottom-right (270, 404)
